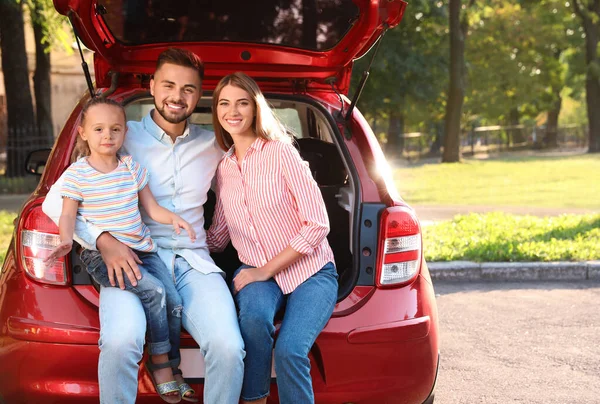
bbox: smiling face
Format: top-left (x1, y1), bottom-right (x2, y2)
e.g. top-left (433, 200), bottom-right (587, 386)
top-left (150, 62), bottom-right (201, 125)
top-left (78, 103), bottom-right (127, 159)
top-left (216, 84), bottom-right (256, 140)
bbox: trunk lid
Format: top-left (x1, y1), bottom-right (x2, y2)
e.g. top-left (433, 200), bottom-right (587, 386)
top-left (53, 0), bottom-right (406, 93)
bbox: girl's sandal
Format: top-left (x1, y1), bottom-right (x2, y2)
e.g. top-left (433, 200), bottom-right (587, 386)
top-left (173, 368), bottom-right (199, 403)
top-left (145, 359), bottom-right (182, 404)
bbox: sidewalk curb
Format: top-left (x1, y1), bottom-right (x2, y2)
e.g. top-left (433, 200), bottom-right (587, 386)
top-left (429, 261), bottom-right (600, 282)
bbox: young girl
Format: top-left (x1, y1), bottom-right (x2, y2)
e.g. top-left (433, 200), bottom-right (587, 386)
top-left (44, 97), bottom-right (198, 403)
top-left (206, 72), bottom-right (339, 404)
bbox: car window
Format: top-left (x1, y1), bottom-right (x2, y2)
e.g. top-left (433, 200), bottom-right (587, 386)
top-left (124, 97), bottom-right (334, 143)
top-left (98, 0), bottom-right (359, 52)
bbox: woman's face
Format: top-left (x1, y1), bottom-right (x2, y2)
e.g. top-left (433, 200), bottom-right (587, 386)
top-left (217, 84), bottom-right (256, 139)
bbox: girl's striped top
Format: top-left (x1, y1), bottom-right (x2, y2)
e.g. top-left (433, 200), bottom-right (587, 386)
top-left (60, 155), bottom-right (156, 252)
top-left (207, 138), bottom-right (335, 294)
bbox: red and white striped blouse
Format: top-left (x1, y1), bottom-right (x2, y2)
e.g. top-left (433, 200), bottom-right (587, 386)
top-left (206, 137), bottom-right (335, 294)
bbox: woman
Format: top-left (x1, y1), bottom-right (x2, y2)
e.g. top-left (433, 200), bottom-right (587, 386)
top-left (207, 72), bottom-right (338, 404)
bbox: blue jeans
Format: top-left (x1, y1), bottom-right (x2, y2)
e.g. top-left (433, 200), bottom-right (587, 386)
top-left (81, 249), bottom-right (182, 360)
top-left (234, 262), bottom-right (338, 403)
top-left (97, 255), bottom-right (245, 404)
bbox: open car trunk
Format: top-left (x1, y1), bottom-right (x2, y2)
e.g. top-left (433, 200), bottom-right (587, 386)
top-left (70, 94), bottom-right (358, 301)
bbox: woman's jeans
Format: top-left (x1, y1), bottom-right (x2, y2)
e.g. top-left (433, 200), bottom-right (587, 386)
top-left (81, 249), bottom-right (182, 361)
top-left (95, 255), bottom-right (244, 404)
top-left (234, 262), bottom-right (338, 403)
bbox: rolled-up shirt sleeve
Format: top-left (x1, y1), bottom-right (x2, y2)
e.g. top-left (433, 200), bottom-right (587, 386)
top-left (280, 143), bottom-right (330, 255)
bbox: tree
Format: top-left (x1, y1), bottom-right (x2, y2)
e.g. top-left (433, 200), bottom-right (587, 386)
top-left (29, 0), bottom-right (55, 147)
top-left (572, 0), bottom-right (600, 152)
top-left (443, 0), bottom-right (476, 163)
top-left (0, 0), bottom-right (37, 177)
top-left (351, 0), bottom-right (448, 158)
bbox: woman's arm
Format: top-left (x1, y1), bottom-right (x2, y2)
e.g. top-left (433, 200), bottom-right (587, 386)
top-left (138, 185), bottom-right (196, 241)
top-left (232, 246), bottom-right (302, 293)
top-left (232, 142), bottom-right (330, 293)
top-left (206, 186), bottom-right (231, 253)
top-left (280, 142), bottom-right (330, 254)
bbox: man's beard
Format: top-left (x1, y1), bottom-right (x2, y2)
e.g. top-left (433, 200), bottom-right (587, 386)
top-left (154, 100), bottom-right (191, 124)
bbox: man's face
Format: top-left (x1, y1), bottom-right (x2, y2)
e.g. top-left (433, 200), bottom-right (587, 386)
top-left (150, 63), bottom-right (202, 124)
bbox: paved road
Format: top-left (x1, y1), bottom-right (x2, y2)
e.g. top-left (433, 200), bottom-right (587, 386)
top-left (413, 205), bottom-right (598, 222)
top-left (0, 194), bottom-right (29, 212)
top-left (434, 281), bottom-right (600, 404)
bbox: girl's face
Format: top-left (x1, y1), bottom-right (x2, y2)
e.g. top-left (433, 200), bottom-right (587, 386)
top-left (78, 104), bottom-right (126, 159)
top-left (217, 84), bottom-right (256, 139)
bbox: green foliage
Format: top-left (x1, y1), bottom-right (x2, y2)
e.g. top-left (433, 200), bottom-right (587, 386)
top-left (423, 212), bottom-right (600, 262)
top-left (0, 211), bottom-right (17, 266)
top-left (350, 0), bottom-right (589, 137)
top-left (350, 0), bottom-right (448, 133)
top-left (26, 0), bottom-right (71, 52)
top-left (395, 153), bottom-right (600, 208)
top-left (465, 0), bottom-right (584, 123)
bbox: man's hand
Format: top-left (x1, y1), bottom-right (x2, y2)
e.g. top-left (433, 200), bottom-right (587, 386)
top-left (172, 215), bottom-right (196, 242)
top-left (97, 233), bottom-right (142, 289)
top-left (233, 267), bottom-right (273, 294)
top-left (44, 240), bottom-right (73, 267)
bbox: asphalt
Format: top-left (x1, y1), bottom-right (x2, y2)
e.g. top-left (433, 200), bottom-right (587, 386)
top-left (2, 194), bottom-right (598, 283)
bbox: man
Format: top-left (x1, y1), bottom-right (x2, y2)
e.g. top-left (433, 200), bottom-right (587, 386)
top-left (43, 48), bottom-right (244, 404)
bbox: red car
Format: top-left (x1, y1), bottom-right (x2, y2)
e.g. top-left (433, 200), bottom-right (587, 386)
top-left (0, 0), bottom-right (439, 402)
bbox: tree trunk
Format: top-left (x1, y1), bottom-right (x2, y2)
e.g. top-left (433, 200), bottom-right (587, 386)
top-left (32, 1), bottom-right (54, 148)
top-left (508, 107), bottom-right (523, 145)
top-left (0, 0), bottom-right (36, 177)
top-left (428, 121), bottom-right (444, 157)
top-left (386, 112), bottom-right (405, 158)
top-left (544, 95), bottom-right (562, 148)
top-left (442, 0), bottom-right (468, 163)
top-left (573, 0), bottom-right (600, 153)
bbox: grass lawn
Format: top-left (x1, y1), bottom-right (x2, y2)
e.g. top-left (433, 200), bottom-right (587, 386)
top-left (394, 154), bottom-right (600, 209)
top-left (423, 212), bottom-right (600, 262)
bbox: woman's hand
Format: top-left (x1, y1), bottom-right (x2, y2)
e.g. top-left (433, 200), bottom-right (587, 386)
top-left (172, 215), bottom-right (196, 242)
top-left (233, 267), bottom-right (273, 293)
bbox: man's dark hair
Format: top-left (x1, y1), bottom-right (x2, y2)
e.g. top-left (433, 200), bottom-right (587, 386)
top-left (156, 48), bottom-right (204, 81)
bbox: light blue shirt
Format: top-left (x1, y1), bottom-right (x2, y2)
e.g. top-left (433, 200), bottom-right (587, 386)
top-left (43, 110), bottom-right (225, 274)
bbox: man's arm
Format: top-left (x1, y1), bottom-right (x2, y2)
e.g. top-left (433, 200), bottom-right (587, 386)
top-left (42, 174), bottom-right (103, 250)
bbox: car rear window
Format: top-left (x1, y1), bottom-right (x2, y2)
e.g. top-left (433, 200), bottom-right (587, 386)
top-left (98, 0), bottom-right (359, 51)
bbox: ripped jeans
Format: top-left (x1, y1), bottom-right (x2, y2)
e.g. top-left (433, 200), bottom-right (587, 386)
top-left (81, 249), bottom-right (183, 363)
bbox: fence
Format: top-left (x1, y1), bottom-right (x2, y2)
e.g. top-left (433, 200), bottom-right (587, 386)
top-left (401, 123), bottom-right (588, 160)
top-left (0, 125), bottom-right (55, 177)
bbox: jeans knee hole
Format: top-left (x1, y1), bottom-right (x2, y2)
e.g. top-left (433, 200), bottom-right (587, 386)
top-left (172, 305), bottom-right (183, 318)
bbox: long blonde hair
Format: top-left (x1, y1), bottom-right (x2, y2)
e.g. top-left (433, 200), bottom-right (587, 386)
top-left (212, 72), bottom-right (291, 151)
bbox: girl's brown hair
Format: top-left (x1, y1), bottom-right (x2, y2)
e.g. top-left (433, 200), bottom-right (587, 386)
top-left (72, 97), bottom-right (126, 161)
top-left (212, 72), bottom-right (291, 151)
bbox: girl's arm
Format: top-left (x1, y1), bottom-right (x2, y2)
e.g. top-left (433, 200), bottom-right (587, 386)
top-left (44, 198), bottom-right (79, 263)
top-left (138, 185), bottom-right (196, 242)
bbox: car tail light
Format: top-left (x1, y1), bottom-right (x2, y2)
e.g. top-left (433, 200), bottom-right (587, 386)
top-left (375, 205), bottom-right (422, 287)
top-left (17, 201), bottom-right (68, 285)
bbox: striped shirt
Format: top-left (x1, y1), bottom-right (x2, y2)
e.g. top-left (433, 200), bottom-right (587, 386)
top-left (207, 138), bottom-right (335, 294)
top-left (60, 155), bottom-right (156, 252)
